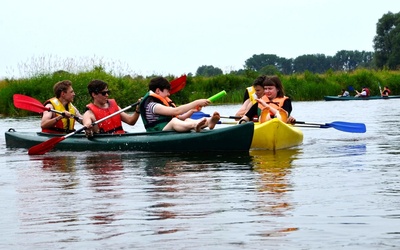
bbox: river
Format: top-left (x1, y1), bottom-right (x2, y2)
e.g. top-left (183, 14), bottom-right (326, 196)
top-left (1, 100), bottom-right (399, 249)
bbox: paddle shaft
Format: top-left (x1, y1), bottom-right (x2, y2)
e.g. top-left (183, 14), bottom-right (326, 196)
top-left (68, 101), bottom-right (140, 138)
top-left (295, 121), bottom-right (329, 127)
top-left (191, 111), bottom-right (240, 120)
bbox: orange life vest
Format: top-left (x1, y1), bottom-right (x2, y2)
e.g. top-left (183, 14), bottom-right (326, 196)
top-left (86, 99), bottom-right (124, 134)
top-left (258, 96), bottom-right (289, 123)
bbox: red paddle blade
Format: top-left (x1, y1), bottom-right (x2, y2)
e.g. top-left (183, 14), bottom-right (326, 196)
top-left (170, 75), bottom-right (187, 94)
top-left (13, 94), bottom-right (48, 114)
top-left (28, 136), bottom-right (65, 155)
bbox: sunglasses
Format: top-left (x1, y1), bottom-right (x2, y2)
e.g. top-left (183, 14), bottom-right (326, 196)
top-left (97, 90), bottom-right (111, 96)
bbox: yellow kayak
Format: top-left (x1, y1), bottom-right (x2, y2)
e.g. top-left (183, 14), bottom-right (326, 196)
top-left (251, 118), bottom-right (303, 150)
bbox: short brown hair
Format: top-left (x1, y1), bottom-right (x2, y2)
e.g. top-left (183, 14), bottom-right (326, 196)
top-left (149, 77), bottom-right (170, 92)
top-left (53, 80), bottom-right (72, 98)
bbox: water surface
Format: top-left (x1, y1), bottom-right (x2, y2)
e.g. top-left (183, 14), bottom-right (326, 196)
top-left (1, 100), bottom-right (399, 249)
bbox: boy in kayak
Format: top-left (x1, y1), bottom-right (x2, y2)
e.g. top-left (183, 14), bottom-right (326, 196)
top-left (82, 79), bottom-right (141, 136)
top-left (41, 80), bottom-right (83, 134)
top-left (234, 76), bottom-right (265, 118)
top-left (139, 76), bottom-right (220, 132)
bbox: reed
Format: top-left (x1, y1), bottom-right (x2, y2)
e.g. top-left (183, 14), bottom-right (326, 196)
top-left (1, 58), bottom-right (400, 117)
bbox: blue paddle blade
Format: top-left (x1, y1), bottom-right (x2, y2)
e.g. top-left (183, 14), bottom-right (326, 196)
top-left (327, 121), bottom-right (366, 133)
top-left (191, 111), bottom-right (210, 119)
top-left (348, 86), bottom-right (355, 91)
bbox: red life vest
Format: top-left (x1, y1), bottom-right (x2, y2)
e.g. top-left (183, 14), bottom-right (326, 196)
top-left (86, 99), bottom-right (124, 134)
top-left (365, 88), bottom-right (371, 96)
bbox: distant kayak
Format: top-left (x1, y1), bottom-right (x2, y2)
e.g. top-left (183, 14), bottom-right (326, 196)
top-left (323, 95), bottom-right (400, 101)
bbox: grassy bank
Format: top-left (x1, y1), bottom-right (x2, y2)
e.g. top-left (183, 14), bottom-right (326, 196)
top-left (1, 68), bottom-right (399, 117)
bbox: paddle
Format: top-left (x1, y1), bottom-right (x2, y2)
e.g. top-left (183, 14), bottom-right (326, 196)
top-left (294, 121), bottom-right (366, 133)
top-left (13, 94), bottom-right (82, 122)
top-left (28, 101), bottom-right (140, 155)
top-left (170, 75), bottom-right (187, 94)
top-left (378, 82), bottom-right (383, 96)
top-left (191, 111), bottom-right (366, 133)
top-left (191, 111), bottom-right (241, 120)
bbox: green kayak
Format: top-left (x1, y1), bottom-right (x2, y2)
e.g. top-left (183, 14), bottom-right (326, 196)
top-left (324, 95), bottom-right (400, 101)
top-left (5, 122), bottom-right (254, 153)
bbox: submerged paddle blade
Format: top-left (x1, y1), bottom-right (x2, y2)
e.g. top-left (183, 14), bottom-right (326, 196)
top-left (327, 121), bottom-right (366, 133)
top-left (28, 137), bottom-right (65, 155)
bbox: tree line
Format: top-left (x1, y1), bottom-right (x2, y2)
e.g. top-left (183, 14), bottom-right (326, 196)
top-left (196, 11), bottom-right (400, 77)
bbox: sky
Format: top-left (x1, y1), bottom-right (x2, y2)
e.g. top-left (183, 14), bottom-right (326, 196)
top-left (0, 0), bottom-right (399, 79)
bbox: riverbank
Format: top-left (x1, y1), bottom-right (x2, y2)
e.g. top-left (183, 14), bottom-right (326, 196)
top-left (1, 68), bottom-right (399, 117)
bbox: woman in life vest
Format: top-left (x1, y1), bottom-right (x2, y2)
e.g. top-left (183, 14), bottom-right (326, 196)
top-left (82, 79), bottom-right (141, 136)
top-left (381, 86), bottom-right (391, 96)
top-left (139, 76), bottom-right (220, 132)
top-left (41, 80), bottom-right (83, 134)
top-left (235, 76), bottom-right (266, 118)
top-left (238, 75), bottom-right (296, 124)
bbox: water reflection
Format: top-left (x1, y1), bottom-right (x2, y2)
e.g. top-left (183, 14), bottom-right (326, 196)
top-left (83, 154), bottom-right (126, 226)
top-left (141, 152), bottom-right (253, 235)
top-left (249, 149), bottom-right (300, 235)
top-left (39, 155), bottom-right (79, 189)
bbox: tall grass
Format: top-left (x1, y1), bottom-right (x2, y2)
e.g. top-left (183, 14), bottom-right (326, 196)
top-left (1, 58), bottom-right (400, 117)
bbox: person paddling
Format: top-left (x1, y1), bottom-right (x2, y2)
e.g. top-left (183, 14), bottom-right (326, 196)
top-left (381, 86), bottom-right (391, 96)
top-left (82, 79), bottom-right (141, 137)
top-left (41, 80), bottom-right (83, 134)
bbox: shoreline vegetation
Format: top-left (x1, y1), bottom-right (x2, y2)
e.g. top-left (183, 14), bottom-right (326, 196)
top-left (1, 64), bottom-right (400, 117)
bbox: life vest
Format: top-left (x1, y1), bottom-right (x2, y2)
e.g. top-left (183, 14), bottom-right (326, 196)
top-left (139, 91), bottom-right (176, 132)
top-left (383, 89), bottom-right (391, 95)
top-left (247, 86), bottom-right (257, 104)
top-left (42, 97), bottom-right (76, 133)
top-left (364, 88), bottom-right (371, 96)
top-left (86, 99), bottom-right (124, 134)
top-left (258, 96), bottom-right (289, 123)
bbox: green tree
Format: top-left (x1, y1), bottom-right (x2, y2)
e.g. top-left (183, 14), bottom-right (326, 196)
top-left (244, 54), bottom-right (293, 74)
top-left (332, 50), bottom-right (374, 71)
top-left (196, 65), bottom-right (223, 77)
top-left (244, 54), bottom-right (280, 71)
top-left (293, 54), bottom-right (331, 73)
top-left (373, 11), bottom-right (400, 69)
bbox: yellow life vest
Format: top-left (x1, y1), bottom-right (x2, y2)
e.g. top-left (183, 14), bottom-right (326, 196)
top-left (42, 97), bottom-right (76, 133)
top-left (247, 86), bottom-right (257, 104)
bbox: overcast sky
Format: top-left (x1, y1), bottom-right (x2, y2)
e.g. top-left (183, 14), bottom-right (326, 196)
top-left (1, 0), bottom-right (398, 79)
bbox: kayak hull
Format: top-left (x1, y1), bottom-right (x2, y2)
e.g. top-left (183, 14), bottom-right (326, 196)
top-left (5, 122), bottom-right (254, 153)
top-left (251, 118), bottom-right (303, 150)
top-left (324, 95), bottom-right (400, 101)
